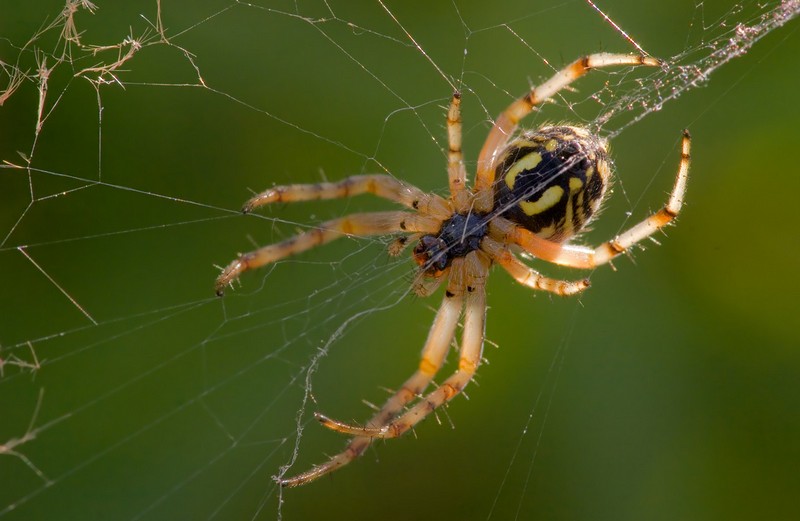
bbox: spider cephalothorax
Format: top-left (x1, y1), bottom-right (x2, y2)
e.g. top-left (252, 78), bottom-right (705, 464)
top-left (413, 212), bottom-right (488, 276)
top-left (214, 53), bottom-right (690, 487)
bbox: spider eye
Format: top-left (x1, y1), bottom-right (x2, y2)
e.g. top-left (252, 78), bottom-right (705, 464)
top-left (493, 125), bottom-right (611, 242)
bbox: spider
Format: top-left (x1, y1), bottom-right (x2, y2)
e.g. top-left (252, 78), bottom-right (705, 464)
top-left (215, 52), bottom-right (691, 487)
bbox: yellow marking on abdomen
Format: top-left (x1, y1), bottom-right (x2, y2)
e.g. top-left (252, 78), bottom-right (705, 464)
top-left (519, 185), bottom-right (564, 216)
top-left (504, 152), bottom-right (542, 189)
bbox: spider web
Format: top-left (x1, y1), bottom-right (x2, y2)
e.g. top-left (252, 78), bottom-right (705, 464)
top-left (1, 1), bottom-right (799, 520)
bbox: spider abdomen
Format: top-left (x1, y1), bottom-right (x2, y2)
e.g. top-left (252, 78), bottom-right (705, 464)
top-left (493, 125), bottom-right (611, 242)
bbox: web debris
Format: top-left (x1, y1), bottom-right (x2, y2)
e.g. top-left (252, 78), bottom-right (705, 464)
top-left (0, 389), bottom-right (49, 485)
top-left (0, 343), bottom-right (41, 379)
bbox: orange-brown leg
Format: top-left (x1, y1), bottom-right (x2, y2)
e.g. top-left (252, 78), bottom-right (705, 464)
top-left (242, 174), bottom-right (452, 220)
top-left (317, 251), bottom-right (490, 439)
top-left (480, 236), bottom-right (590, 296)
top-left (277, 259), bottom-right (469, 487)
top-left (446, 92), bottom-right (471, 211)
top-left (215, 211), bottom-right (442, 295)
top-left (473, 53), bottom-right (662, 212)
top-left (488, 130), bottom-right (691, 269)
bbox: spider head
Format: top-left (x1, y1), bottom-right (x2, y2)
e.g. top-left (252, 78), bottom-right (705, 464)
top-left (412, 235), bottom-right (449, 276)
top-left (412, 212), bottom-right (488, 278)
top-left (493, 125), bottom-right (611, 242)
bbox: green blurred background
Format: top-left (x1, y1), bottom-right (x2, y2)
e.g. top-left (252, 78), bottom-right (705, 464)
top-left (1, 1), bottom-right (798, 520)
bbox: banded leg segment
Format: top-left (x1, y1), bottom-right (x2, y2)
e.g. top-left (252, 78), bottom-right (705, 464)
top-left (489, 130), bottom-right (691, 269)
top-left (242, 174), bottom-right (452, 220)
top-left (278, 260), bottom-right (468, 487)
top-left (446, 92), bottom-right (470, 211)
top-left (318, 251), bottom-right (490, 439)
top-left (480, 236), bottom-right (590, 296)
top-left (473, 53), bottom-right (662, 211)
top-left (215, 211), bottom-right (442, 295)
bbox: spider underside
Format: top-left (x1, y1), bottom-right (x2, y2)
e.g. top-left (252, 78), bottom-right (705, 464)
top-left (214, 53), bottom-right (692, 487)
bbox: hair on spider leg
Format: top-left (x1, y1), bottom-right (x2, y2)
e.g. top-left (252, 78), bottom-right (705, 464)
top-left (376, 384), bottom-right (395, 396)
top-left (375, 385), bottom-right (424, 405)
top-left (432, 408), bottom-right (446, 429)
top-left (411, 269), bottom-right (446, 298)
top-left (361, 399), bottom-right (380, 412)
top-left (425, 388), bottom-right (462, 431)
top-left (386, 233), bottom-right (422, 257)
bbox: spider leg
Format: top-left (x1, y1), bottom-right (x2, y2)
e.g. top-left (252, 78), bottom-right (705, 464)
top-left (215, 211), bottom-right (442, 295)
top-left (242, 174), bottom-right (452, 220)
top-left (446, 92), bottom-right (470, 211)
top-left (277, 261), bottom-right (467, 487)
top-left (473, 53), bottom-right (662, 211)
top-left (318, 251), bottom-right (489, 439)
top-left (387, 233), bottom-right (422, 257)
top-left (489, 130), bottom-right (691, 269)
top-left (480, 236), bottom-right (590, 296)
top-left (411, 269), bottom-right (447, 298)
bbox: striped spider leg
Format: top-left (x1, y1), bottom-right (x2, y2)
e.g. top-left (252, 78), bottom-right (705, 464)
top-left (278, 257), bottom-right (468, 487)
top-left (315, 250), bottom-right (489, 441)
top-left (214, 175), bottom-right (451, 296)
top-left (472, 52), bottom-right (663, 212)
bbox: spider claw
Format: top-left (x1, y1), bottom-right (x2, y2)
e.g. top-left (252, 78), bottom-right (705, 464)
top-left (241, 196), bottom-right (262, 214)
top-left (275, 466), bottom-right (327, 489)
top-left (315, 412), bottom-right (389, 438)
top-left (315, 412), bottom-right (354, 432)
top-left (644, 56), bottom-right (665, 67)
top-left (214, 256), bottom-right (248, 296)
top-left (214, 277), bottom-right (230, 297)
top-left (241, 194), bottom-right (267, 214)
